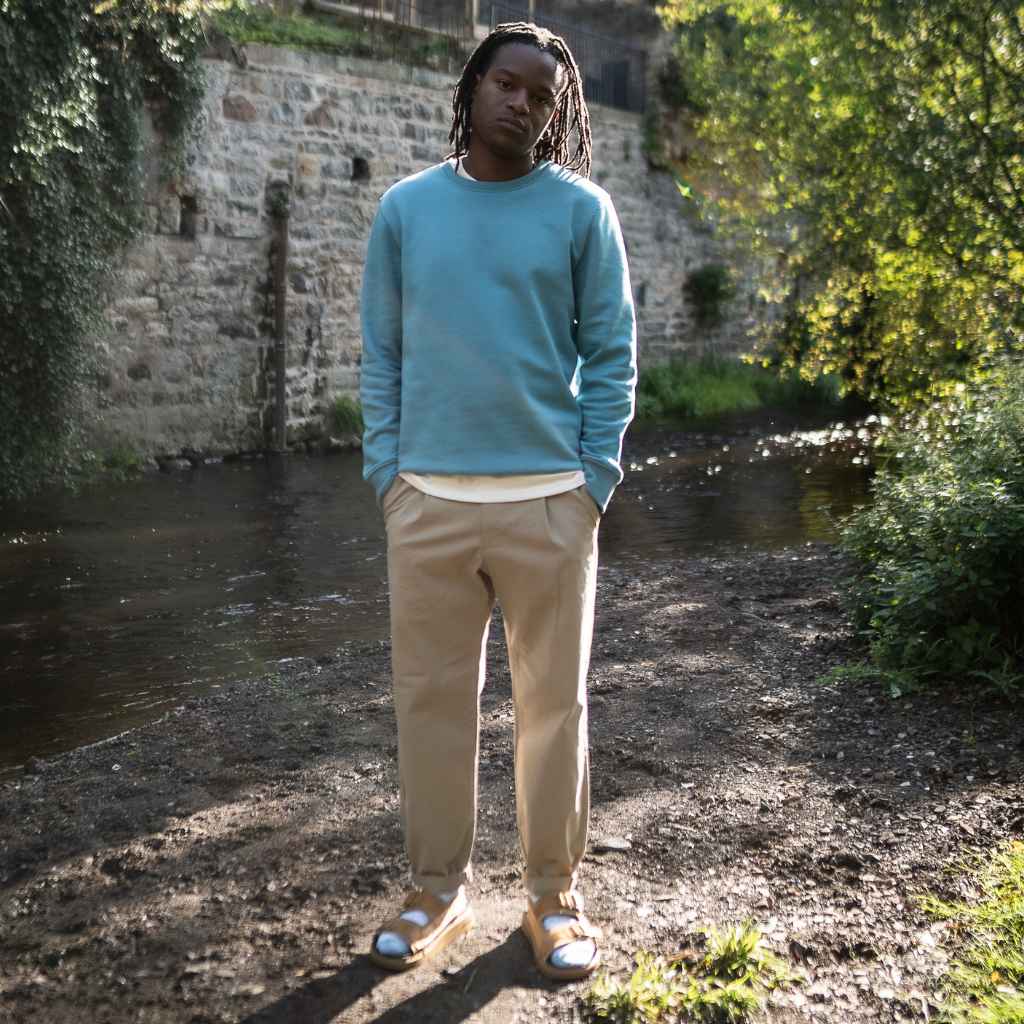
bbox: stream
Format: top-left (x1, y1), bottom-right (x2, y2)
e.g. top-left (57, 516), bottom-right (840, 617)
top-left (0, 410), bottom-right (876, 775)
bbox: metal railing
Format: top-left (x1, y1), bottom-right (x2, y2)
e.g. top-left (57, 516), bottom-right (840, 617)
top-left (485, 2), bottom-right (646, 112)
top-left (307, 0), bottom-right (647, 110)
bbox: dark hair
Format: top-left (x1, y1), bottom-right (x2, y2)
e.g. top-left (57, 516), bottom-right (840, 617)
top-left (448, 21), bottom-right (592, 177)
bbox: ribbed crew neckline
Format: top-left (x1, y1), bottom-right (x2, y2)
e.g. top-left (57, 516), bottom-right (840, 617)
top-left (442, 159), bottom-right (552, 192)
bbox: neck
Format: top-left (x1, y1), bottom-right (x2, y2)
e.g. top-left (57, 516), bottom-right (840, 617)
top-left (463, 141), bottom-right (535, 182)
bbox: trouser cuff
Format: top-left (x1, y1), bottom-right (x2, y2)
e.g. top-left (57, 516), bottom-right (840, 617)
top-left (525, 873), bottom-right (577, 900)
top-left (412, 869), bottom-right (471, 896)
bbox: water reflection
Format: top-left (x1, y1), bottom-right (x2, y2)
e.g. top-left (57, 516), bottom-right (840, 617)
top-left (0, 413), bottom-right (873, 773)
top-left (608, 413), bottom-right (875, 555)
top-left (0, 455), bottom-right (390, 773)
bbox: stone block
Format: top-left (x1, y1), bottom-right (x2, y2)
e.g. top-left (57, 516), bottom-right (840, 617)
top-left (223, 94), bottom-right (258, 122)
top-left (285, 78), bottom-right (313, 102)
top-left (304, 101), bottom-right (336, 129)
top-left (117, 296), bottom-right (160, 318)
top-left (296, 153), bottom-right (320, 182)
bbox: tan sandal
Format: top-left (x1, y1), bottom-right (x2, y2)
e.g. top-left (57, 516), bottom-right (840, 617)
top-left (522, 891), bottom-right (602, 982)
top-left (369, 889), bottom-right (475, 972)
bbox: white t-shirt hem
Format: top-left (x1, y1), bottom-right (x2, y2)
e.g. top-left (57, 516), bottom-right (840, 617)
top-left (399, 470), bottom-right (586, 503)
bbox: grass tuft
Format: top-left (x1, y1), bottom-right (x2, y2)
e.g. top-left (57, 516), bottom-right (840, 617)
top-left (816, 662), bottom-right (922, 700)
top-left (582, 921), bottom-right (797, 1023)
top-left (922, 841), bottom-right (1024, 1024)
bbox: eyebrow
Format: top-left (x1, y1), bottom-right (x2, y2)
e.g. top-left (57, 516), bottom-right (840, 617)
top-left (491, 65), bottom-right (558, 98)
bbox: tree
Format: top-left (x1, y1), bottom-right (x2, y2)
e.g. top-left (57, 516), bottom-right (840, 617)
top-left (656, 0), bottom-right (1024, 408)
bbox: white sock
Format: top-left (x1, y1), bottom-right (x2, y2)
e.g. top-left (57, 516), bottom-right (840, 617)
top-left (375, 887), bottom-right (462, 958)
top-left (531, 897), bottom-right (597, 970)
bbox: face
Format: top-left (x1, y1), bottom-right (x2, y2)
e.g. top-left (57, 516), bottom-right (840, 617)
top-left (470, 42), bottom-right (565, 165)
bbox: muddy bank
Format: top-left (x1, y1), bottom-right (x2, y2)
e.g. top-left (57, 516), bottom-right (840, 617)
top-left (1, 545), bottom-right (1021, 1023)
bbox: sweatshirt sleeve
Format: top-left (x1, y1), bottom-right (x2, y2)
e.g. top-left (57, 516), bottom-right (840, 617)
top-left (573, 194), bottom-right (638, 512)
top-left (359, 202), bottom-right (402, 504)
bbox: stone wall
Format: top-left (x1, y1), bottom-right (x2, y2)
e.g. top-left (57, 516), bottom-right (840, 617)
top-left (96, 44), bottom-right (765, 459)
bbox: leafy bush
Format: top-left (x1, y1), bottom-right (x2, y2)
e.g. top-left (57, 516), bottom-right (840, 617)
top-left (840, 361), bottom-right (1024, 691)
top-left (636, 355), bottom-right (842, 421)
top-left (331, 395), bottom-right (364, 436)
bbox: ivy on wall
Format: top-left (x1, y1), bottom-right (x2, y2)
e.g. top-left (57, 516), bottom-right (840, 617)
top-left (0, 0), bottom-right (215, 501)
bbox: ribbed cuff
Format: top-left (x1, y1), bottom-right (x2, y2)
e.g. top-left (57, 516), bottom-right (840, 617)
top-left (367, 462), bottom-right (398, 507)
top-left (582, 459), bottom-right (621, 513)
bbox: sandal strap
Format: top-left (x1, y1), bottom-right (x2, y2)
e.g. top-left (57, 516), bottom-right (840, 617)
top-left (377, 890), bottom-right (464, 955)
top-left (401, 889), bottom-right (449, 919)
top-left (528, 891), bottom-right (603, 947)
top-left (542, 919), bottom-right (603, 946)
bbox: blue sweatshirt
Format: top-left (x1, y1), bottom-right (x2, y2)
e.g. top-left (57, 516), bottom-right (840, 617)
top-left (359, 160), bottom-right (637, 511)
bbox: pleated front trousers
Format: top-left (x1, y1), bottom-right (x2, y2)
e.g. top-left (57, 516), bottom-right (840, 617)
top-left (383, 477), bottom-right (600, 897)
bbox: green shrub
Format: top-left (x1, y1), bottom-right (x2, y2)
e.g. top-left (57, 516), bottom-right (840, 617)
top-left (331, 395), bottom-right (364, 436)
top-left (840, 361), bottom-right (1024, 691)
top-left (684, 263), bottom-right (736, 329)
top-left (635, 355), bottom-right (842, 421)
top-left (102, 445), bottom-right (144, 480)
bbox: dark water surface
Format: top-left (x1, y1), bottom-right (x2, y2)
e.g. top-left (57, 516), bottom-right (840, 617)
top-left (0, 412), bottom-right (876, 774)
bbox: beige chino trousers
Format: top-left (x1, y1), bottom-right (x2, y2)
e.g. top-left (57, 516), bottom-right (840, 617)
top-left (383, 477), bottom-right (600, 898)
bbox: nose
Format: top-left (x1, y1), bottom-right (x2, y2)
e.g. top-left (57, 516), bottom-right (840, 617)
top-left (507, 88), bottom-right (529, 115)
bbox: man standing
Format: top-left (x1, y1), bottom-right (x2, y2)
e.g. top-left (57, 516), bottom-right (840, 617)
top-left (360, 22), bottom-right (636, 981)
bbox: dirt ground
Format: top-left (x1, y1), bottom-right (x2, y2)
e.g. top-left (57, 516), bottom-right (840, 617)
top-left (1, 543), bottom-right (1021, 1024)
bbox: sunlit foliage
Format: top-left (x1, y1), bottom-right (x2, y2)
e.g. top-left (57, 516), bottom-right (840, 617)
top-left (922, 841), bottom-right (1024, 1023)
top-left (583, 922), bottom-right (797, 1023)
top-left (656, 0), bottom-right (1024, 409)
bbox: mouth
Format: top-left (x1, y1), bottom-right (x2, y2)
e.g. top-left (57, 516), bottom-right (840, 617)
top-left (496, 117), bottom-right (528, 134)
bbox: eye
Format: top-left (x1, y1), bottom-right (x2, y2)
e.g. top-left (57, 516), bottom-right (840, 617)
top-left (534, 95), bottom-right (554, 107)
top-left (496, 79), bottom-right (512, 90)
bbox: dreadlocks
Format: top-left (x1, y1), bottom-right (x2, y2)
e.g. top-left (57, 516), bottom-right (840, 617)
top-left (448, 21), bottom-right (592, 178)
